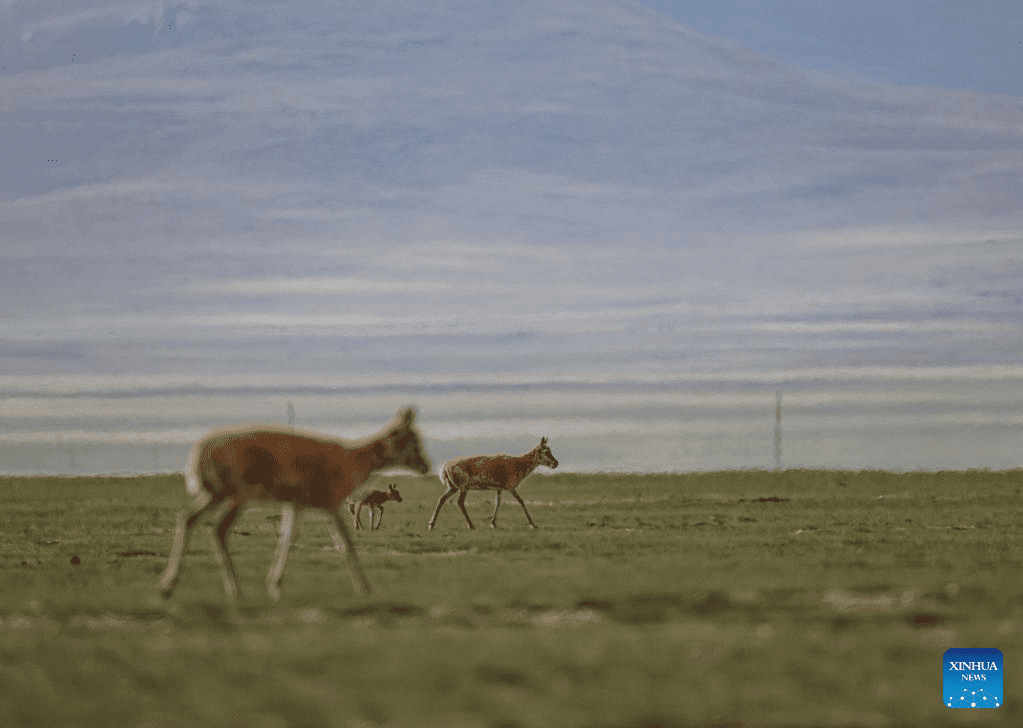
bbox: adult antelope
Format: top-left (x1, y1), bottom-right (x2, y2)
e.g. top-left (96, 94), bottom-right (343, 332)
top-left (159, 408), bottom-right (430, 601)
top-left (347, 483), bottom-right (402, 530)
top-left (428, 437), bottom-right (558, 530)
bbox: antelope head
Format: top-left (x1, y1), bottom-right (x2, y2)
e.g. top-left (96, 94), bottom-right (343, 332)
top-left (384, 407), bottom-right (431, 474)
top-left (535, 436), bottom-right (558, 469)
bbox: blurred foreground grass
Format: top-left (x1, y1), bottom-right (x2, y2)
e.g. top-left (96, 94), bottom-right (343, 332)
top-left (1, 469), bottom-right (1021, 727)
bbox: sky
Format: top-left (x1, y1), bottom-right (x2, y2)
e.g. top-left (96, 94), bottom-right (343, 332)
top-left (1, 0), bottom-right (1021, 474)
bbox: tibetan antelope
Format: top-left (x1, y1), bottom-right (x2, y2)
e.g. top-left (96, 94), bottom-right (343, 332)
top-left (347, 483), bottom-right (402, 530)
top-left (159, 408), bottom-right (430, 601)
top-left (428, 437), bottom-right (558, 530)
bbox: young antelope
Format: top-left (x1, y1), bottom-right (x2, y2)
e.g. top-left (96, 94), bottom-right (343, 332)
top-left (348, 484), bottom-right (402, 530)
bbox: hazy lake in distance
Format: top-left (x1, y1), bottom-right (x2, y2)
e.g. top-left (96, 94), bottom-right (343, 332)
top-left (2, 368), bottom-right (1021, 476)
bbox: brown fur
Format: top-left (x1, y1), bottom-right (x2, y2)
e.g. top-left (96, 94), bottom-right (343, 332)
top-left (347, 484), bottom-right (402, 530)
top-left (428, 437), bottom-right (558, 530)
top-left (160, 408), bottom-right (429, 601)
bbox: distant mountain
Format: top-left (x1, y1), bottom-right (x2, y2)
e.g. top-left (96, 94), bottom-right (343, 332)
top-left (641, 0), bottom-right (1023, 97)
top-left (1, 0), bottom-right (1021, 381)
top-left (5, 0), bottom-right (1023, 241)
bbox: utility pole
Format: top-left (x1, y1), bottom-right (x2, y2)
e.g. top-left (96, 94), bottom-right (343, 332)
top-left (774, 391), bottom-right (782, 471)
top-left (287, 401), bottom-right (296, 432)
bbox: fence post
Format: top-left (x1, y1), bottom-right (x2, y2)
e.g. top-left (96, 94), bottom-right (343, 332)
top-left (774, 391), bottom-right (782, 470)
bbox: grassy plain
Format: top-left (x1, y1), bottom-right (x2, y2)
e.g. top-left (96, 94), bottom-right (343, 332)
top-left (0, 469), bottom-right (1021, 727)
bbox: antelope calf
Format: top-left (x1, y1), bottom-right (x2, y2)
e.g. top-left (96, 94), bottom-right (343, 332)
top-left (348, 483), bottom-right (402, 530)
top-left (159, 408), bottom-right (430, 601)
top-left (428, 437), bottom-right (558, 530)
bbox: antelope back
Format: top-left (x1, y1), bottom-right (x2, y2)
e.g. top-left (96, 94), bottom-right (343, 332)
top-left (195, 428), bottom-right (351, 508)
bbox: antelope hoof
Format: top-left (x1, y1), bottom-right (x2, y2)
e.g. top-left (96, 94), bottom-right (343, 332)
top-left (159, 578), bottom-right (177, 600)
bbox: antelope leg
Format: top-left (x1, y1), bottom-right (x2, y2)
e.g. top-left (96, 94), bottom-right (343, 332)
top-left (428, 485), bottom-right (458, 530)
top-left (159, 491), bottom-right (223, 599)
top-left (509, 489), bottom-right (537, 529)
top-left (456, 489), bottom-right (475, 529)
top-left (265, 502), bottom-right (297, 601)
top-left (211, 503), bottom-right (242, 601)
top-left (329, 511), bottom-right (372, 595)
top-left (490, 490), bottom-right (502, 528)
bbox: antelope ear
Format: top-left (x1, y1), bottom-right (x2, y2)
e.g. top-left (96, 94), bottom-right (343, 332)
top-left (400, 407), bottom-right (416, 426)
top-left (540, 436), bottom-right (548, 446)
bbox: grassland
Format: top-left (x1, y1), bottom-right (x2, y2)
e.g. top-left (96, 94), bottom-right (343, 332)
top-left (1, 469), bottom-right (1021, 727)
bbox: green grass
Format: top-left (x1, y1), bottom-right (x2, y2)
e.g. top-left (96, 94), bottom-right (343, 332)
top-left (1, 469), bottom-right (1021, 727)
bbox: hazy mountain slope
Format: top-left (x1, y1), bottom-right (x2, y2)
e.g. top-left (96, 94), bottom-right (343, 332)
top-left (5, 0), bottom-right (1022, 237)
top-left (642, 0), bottom-right (1023, 96)
top-left (1, 0), bottom-right (1021, 379)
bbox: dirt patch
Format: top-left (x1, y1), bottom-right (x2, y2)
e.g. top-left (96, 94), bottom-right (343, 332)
top-left (384, 548), bottom-right (478, 558)
top-left (530, 607), bottom-right (604, 626)
top-left (691, 593), bottom-right (731, 616)
top-left (68, 614), bottom-right (167, 631)
top-left (255, 608), bottom-right (328, 626)
top-left (0, 615), bottom-right (57, 630)
top-left (821, 588), bottom-right (929, 613)
top-left (477, 666), bottom-right (527, 686)
top-left (425, 604), bottom-right (606, 629)
top-left (523, 495), bottom-right (674, 507)
top-left (907, 613), bottom-right (944, 627)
